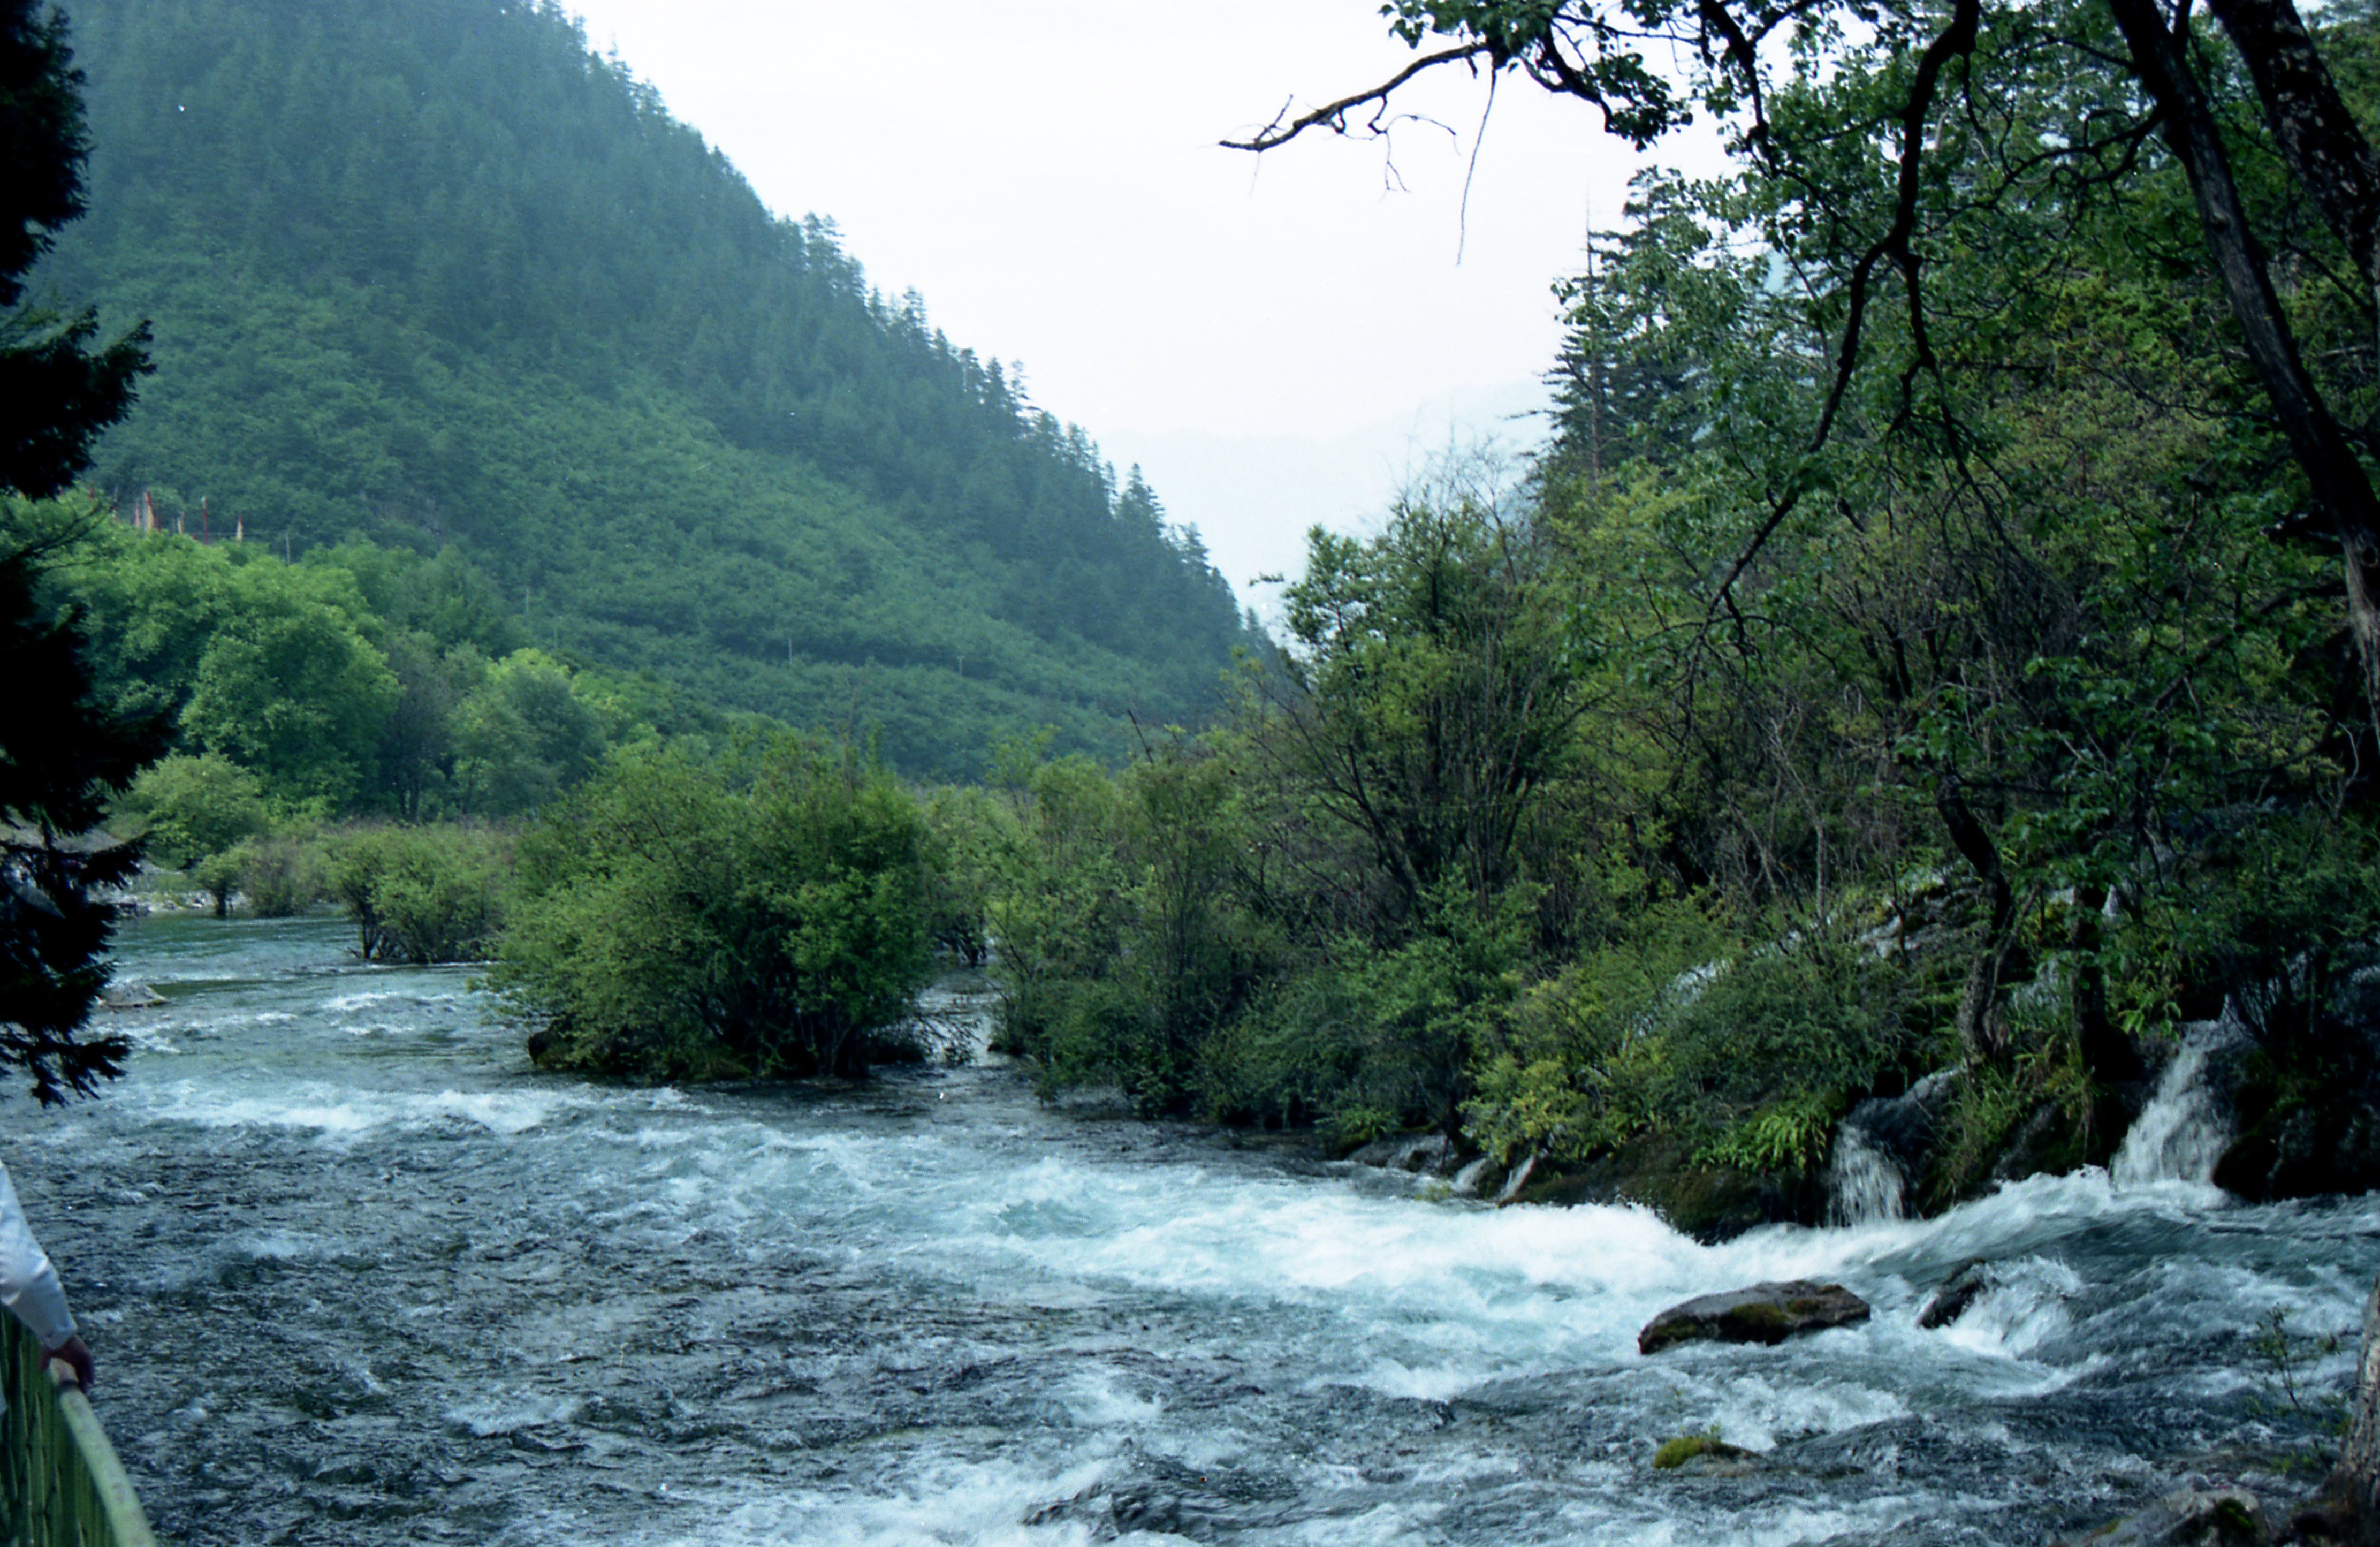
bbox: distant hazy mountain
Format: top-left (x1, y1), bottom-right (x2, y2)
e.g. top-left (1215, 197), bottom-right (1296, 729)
top-left (37, 0), bottom-right (1256, 775)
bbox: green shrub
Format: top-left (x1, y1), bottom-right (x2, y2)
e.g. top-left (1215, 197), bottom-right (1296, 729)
top-left (988, 742), bottom-right (1278, 1113)
top-left (918, 784), bottom-right (1013, 967)
top-left (122, 752), bottom-right (273, 913)
top-left (494, 738), bottom-right (931, 1081)
top-left (1922, 1047), bottom-right (2090, 1207)
top-left (230, 832), bottom-right (328, 917)
top-left (124, 753), bottom-right (270, 867)
top-left (1457, 896), bottom-right (1908, 1187)
top-left (1695, 1092), bottom-right (1841, 1176)
top-left (326, 825), bottom-right (508, 962)
top-left (1195, 968), bottom-right (1370, 1138)
top-left (2108, 812), bottom-right (2380, 1040)
top-left (1628, 937), bottom-right (1900, 1182)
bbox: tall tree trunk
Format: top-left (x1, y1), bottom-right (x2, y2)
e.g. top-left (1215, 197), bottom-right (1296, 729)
top-left (2304, 1275), bottom-right (2380, 1540)
top-left (2202, 0), bottom-right (2380, 733)
top-left (2104, 0), bottom-right (2380, 709)
top-left (2105, 3), bottom-right (2380, 1520)
top-left (1937, 779), bottom-right (2018, 1065)
top-left (2206, 0), bottom-right (2380, 297)
top-left (2070, 883), bottom-right (2140, 1085)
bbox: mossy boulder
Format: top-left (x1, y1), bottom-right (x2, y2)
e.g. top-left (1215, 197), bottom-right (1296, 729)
top-left (1638, 1280), bottom-right (1871, 1355)
top-left (1651, 1434), bottom-right (1759, 1473)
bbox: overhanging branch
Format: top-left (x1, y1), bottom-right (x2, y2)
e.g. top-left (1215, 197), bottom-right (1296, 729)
top-left (1222, 44), bottom-right (1496, 152)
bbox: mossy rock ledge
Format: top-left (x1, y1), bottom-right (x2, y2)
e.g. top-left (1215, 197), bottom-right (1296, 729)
top-left (1637, 1280), bottom-right (1872, 1356)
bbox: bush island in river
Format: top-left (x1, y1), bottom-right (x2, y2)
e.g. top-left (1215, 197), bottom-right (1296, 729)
top-left (495, 738), bottom-right (932, 1081)
top-left (326, 825), bottom-right (509, 965)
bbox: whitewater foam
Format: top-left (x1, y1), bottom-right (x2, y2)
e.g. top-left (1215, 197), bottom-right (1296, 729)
top-left (138, 1079), bottom-right (599, 1138)
top-left (2113, 1020), bottom-right (2238, 1188)
top-left (78, 913), bottom-right (2380, 1547)
top-left (1824, 1122), bottom-right (1908, 1226)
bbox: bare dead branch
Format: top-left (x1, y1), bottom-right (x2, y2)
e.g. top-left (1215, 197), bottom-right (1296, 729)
top-left (1221, 43), bottom-right (1496, 153)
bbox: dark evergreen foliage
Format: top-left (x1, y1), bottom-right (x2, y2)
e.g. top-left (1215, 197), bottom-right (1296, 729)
top-left (0, 0), bottom-right (147, 497)
top-left (36, 0), bottom-right (1254, 774)
top-left (0, 0), bottom-right (81, 304)
top-left (0, 0), bottom-right (161, 1102)
top-left (0, 545), bottom-right (165, 1102)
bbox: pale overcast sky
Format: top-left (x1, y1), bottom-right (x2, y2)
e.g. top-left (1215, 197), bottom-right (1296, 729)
top-left (560, 0), bottom-right (1671, 609)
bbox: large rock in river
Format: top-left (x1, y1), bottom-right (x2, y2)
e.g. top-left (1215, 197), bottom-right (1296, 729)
top-left (1917, 1261), bottom-right (1993, 1330)
top-left (1638, 1280), bottom-right (1871, 1355)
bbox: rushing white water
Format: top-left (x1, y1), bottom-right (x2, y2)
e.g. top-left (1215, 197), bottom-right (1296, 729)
top-left (1824, 1124), bottom-right (1908, 1227)
top-left (2111, 1020), bottom-right (2237, 1189)
top-left (7, 916), bottom-right (2371, 1546)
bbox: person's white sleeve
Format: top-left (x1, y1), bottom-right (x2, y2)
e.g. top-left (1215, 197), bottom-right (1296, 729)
top-left (0, 1160), bottom-right (75, 1351)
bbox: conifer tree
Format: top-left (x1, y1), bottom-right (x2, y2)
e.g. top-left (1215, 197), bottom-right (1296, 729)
top-left (0, 0), bottom-right (162, 1103)
top-left (1, 0), bottom-right (146, 495)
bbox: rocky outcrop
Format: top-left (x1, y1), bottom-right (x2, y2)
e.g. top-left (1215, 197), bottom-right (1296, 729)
top-left (1505, 1135), bottom-right (1822, 1240)
top-left (1344, 1134), bottom-right (1517, 1200)
top-left (1917, 1262), bottom-right (1993, 1330)
top-left (1346, 1133), bottom-right (1456, 1174)
top-left (1846, 1070), bottom-right (1961, 1181)
top-left (1637, 1280), bottom-right (1871, 1355)
top-left (2209, 968), bottom-right (2380, 1201)
top-left (2048, 1488), bottom-right (2268, 1546)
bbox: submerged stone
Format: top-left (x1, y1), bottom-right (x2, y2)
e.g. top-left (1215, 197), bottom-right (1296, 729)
top-left (1917, 1262), bottom-right (1992, 1330)
top-left (1637, 1280), bottom-right (1870, 1355)
top-left (2049, 1487), bottom-right (2268, 1546)
top-left (99, 981), bottom-right (164, 1010)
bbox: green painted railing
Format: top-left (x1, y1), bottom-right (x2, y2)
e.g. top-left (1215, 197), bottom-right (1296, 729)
top-left (0, 1319), bottom-right (156, 1547)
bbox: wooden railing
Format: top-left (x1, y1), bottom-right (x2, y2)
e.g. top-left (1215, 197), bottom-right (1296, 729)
top-left (0, 1318), bottom-right (156, 1546)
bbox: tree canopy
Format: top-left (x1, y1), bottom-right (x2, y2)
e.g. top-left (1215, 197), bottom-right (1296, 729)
top-left (1237, 0), bottom-right (2380, 718)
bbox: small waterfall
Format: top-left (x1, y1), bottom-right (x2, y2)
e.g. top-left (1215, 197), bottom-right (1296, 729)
top-left (2111, 1021), bottom-right (2232, 1187)
top-left (1826, 1120), bottom-right (1908, 1226)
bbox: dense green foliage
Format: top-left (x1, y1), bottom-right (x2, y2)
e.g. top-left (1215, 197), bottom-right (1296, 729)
top-left (987, 742), bottom-right (1278, 1112)
top-left (121, 752), bottom-right (265, 913)
top-left (974, 0), bottom-right (2380, 1223)
top-left (7, 498), bottom-right (724, 830)
top-left (326, 824), bottom-right (508, 965)
top-left (31, 0), bottom-right (1254, 776)
top-left (495, 739), bottom-right (933, 1080)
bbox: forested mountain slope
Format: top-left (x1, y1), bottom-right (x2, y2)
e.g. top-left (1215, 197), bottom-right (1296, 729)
top-left (34, 0), bottom-right (1253, 775)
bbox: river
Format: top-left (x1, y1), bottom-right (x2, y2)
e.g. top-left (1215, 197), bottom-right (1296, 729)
top-left (3, 913), bottom-right (2372, 1545)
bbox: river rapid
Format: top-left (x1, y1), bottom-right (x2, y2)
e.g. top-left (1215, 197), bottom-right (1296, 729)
top-left (5, 913), bottom-right (2374, 1545)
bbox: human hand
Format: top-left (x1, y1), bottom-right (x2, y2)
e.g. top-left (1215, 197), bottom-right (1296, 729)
top-left (44, 1334), bottom-right (92, 1392)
